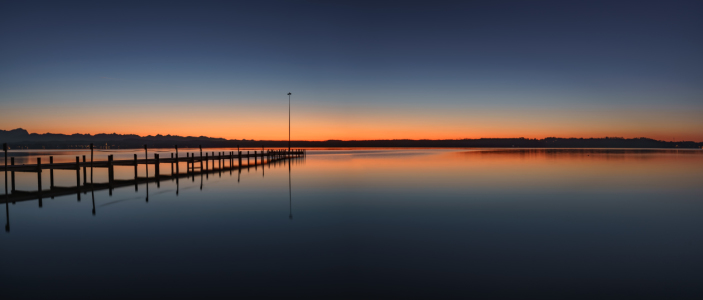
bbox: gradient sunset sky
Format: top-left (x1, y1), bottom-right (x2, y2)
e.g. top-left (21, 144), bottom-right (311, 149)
top-left (1, 0), bottom-right (702, 141)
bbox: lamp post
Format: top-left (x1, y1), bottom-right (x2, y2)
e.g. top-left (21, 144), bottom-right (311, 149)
top-left (288, 92), bottom-right (291, 153)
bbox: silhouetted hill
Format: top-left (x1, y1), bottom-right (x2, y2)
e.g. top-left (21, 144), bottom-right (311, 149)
top-left (1, 128), bottom-right (701, 149)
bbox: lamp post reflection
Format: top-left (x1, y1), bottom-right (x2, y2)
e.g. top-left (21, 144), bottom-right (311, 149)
top-left (289, 162), bottom-right (293, 220)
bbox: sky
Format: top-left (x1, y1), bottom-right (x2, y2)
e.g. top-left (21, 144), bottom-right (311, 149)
top-left (1, 0), bottom-right (702, 141)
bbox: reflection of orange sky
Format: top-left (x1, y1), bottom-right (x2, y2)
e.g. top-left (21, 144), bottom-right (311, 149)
top-left (4, 148), bottom-right (703, 192)
top-left (3, 103), bottom-right (702, 142)
top-left (298, 149), bottom-right (703, 192)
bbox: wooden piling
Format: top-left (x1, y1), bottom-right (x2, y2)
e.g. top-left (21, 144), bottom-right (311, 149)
top-left (49, 156), bottom-right (54, 189)
top-left (155, 153), bottom-right (160, 188)
top-left (108, 155), bottom-right (114, 186)
top-left (82, 155), bottom-right (87, 185)
top-left (175, 145), bottom-right (179, 175)
top-left (144, 145), bottom-right (148, 180)
top-left (134, 154), bottom-right (138, 191)
top-left (37, 157), bottom-right (42, 207)
top-left (89, 143), bottom-right (93, 184)
top-left (10, 157), bottom-right (15, 192)
top-left (75, 156), bottom-right (81, 201)
top-left (155, 154), bottom-right (160, 177)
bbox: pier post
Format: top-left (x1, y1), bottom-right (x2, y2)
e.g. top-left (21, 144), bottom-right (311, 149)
top-left (191, 154), bottom-right (195, 182)
top-left (75, 156), bottom-right (80, 186)
top-left (144, 145), bottom-right (148, 178)
top-left (82, 155), bottom-right (87, 186)
top-left (50, 156), bottom-right (54, 189)
top-left (89, 143), bottom-right (93, 183)
top-left (108, 155), bottom-right (114, 196)
top-left (134, 154), bottom-right (138, 177)
top-left (238, 151), bottom-right (242, 167)
top-left (155, 154), bottom-right (160, 188)
top-left (134, 154), bottom-right (138, 191)
top-left (10, 157), bottom-right (15, 192)
top-left (205, 153), bottom-right (209, 178)
top-left (37, 157), bottom-right (42, 207)
top-left (108, 155), bottom-right (114, 182)
top-left (171, 153), bottom-right (174, 177)
top-left (199, 145), bottom-right (203, 172)
top-left (75, 156), bottom-right (81, 201)
top-left (175, 145), bottom-right (179, 175)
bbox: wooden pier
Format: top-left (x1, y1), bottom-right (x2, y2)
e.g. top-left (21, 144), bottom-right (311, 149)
top-left (1, 145), bottom-right (305, 205)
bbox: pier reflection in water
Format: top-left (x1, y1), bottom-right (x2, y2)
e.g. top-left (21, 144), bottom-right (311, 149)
top-left (1, 148), bottom-right (703, 299)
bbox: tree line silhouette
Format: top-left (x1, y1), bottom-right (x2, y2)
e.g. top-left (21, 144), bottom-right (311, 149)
top-left (2, 128), bottom-right (701, 149)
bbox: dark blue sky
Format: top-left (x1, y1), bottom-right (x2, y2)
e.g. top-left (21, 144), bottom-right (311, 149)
top-left (1, 0), bottom-right (702, 140)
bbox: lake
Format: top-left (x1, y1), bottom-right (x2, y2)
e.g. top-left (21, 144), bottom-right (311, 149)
top-left (2, 148), bottom-right (703, 299)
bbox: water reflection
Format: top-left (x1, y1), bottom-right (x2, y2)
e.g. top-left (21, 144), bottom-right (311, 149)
top-left (289, 162), bottom-right (293, 220)
top-left (1, 149), bottom-right (701, 299)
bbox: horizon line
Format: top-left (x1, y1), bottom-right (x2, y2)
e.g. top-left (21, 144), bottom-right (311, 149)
top-left (1, 128), bottom-right (701, 143)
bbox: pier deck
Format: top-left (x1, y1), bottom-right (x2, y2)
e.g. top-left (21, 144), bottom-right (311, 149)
top-left (2, 148), bottom-right (305, 204)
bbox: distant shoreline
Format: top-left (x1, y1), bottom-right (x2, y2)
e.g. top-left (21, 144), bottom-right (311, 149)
top-left (2, 128), bottom-right (701, 149)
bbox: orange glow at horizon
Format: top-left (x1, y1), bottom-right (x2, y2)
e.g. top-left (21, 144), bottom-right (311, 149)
top-left (2, 103), bottom-right (702, 142)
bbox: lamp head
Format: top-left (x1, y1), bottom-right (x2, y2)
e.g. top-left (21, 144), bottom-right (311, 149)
top-left (287, 92), bottom-right (291, 95)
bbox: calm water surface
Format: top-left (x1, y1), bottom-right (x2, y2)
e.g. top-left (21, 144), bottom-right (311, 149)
top-left (2, 148), bottom-right (702, 299)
